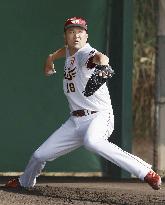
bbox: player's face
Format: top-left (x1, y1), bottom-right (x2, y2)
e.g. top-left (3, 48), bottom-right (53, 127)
top-left (64, 27), bottom-right (88, 53)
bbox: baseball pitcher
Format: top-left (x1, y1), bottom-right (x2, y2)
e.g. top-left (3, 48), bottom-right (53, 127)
top-left (5, 17), bottom-right (161, 190)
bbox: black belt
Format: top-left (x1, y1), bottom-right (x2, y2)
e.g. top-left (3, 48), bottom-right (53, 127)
top-left (72, 110), bottom-right (97, 117)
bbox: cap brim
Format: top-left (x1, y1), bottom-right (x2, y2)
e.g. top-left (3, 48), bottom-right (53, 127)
top-left (64, 24), bottom-right (87, 31)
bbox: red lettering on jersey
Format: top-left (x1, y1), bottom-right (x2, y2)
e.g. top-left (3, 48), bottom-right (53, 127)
top-left (70, 57), bottom-right (75, 66)
top-left (64, 67), bottom-right (76, 80)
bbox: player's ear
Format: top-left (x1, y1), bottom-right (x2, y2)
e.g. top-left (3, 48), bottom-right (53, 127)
top-left (86, 33), bottom-right (88, 41)
top-left (86, 33), bottom-right (88, 39)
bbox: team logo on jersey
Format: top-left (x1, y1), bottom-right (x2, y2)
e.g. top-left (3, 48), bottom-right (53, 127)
top-left (64, 56), bottom-right (76, 80)
top-left (64, 67), bottom-right (76, 80)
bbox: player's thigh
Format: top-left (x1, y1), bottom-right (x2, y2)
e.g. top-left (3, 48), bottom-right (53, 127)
top-left (84, 111), bottom-right (114, 144)
top-left (34, 118), bottom-right (82, 161)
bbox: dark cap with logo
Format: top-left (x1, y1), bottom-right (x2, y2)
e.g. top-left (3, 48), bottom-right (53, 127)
top-left (64, 17), bottom-right (87, 31)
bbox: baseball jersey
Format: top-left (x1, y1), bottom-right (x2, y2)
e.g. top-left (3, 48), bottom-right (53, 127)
top-left (63, 43), bottom-right (113, 113)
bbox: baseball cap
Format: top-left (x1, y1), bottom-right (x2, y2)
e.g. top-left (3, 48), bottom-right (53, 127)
top-left (64, 17), bottom-right (87, 31)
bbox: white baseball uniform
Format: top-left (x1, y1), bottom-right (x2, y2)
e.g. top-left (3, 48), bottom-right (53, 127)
top-left (19, 43), bottom-right (152, 188)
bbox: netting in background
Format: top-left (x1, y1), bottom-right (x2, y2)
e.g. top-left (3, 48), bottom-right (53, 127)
top-left (132, 0), bottom-right (157, 164)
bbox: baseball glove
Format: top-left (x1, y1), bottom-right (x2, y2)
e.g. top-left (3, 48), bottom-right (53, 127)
top-left (83, 65), bottom-right (114, 97)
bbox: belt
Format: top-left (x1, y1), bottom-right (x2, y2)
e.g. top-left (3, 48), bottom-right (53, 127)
top-left (72, 110), bottom-right (97, 117)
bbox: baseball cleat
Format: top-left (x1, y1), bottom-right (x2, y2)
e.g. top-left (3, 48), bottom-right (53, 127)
top-left (5, 178), bottom-right (22, 189)
top-left (144, 170), bottom-right (161, 190)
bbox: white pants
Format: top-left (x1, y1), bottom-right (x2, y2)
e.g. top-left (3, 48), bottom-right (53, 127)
top-left (19, 111), bottom-right (151, 188)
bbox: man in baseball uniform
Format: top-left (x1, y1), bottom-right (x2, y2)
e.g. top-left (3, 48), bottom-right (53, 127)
top-left (6, 17), bottom-right (161, 190)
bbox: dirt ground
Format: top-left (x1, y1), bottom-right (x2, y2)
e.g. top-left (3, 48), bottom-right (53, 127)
top-left (0, 177), bottom-right (165, 205)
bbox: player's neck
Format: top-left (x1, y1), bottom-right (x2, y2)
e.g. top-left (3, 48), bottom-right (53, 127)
top-left (68, 47), bottom-right (79, 56)
top-left (68, 43), bottom-right (88, 56)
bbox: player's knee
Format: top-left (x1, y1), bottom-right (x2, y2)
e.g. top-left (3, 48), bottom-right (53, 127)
top-left (84, 137), bottom-right (98, 152)
top-left (33, 150), bottom-right (45, 162)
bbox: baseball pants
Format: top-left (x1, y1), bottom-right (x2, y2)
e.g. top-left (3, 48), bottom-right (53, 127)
top-left (19, 111), bottom-right (152, 188)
